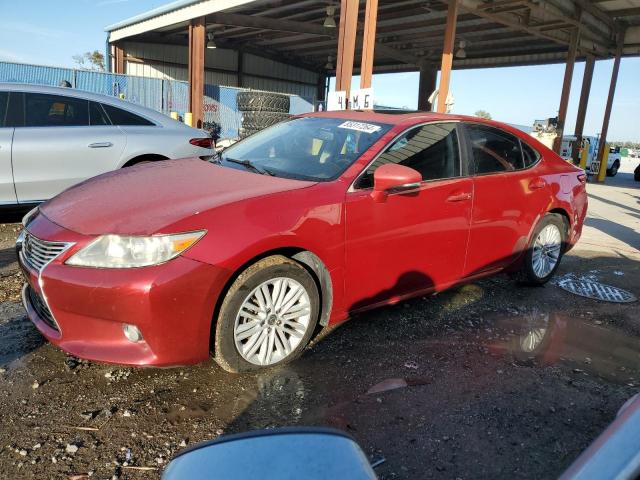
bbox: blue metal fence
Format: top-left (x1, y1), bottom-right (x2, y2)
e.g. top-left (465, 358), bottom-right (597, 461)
top-left (0, 61), bottom-right (313, 139)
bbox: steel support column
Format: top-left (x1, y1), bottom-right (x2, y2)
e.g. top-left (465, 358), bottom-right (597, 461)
top-left (437, 0), bottom-right (459, 113)
top-left (188, 16), bottom-right (206, 128)
top-left (418, 63), bottom-right (438, 111)
top-left (594, 30), bottom-right (625, 183)
top-left (360, 0), bottom-right (378, 93)
top-left (553, 28), bottom-right (579, 153)
top-left (571, 55), bottom-right (595, 164)
top-left (335, 0), bottom-right (359, 99)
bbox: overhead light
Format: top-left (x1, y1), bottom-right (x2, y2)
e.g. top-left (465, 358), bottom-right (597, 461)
top-left (207, 32), bottom-right (217, 49)
top-left (455, 40), bottom-right (466, 59)
top-left (325, 55), bottom-right (334, 70)
top-left (324, 5), bottom-right (337, 28)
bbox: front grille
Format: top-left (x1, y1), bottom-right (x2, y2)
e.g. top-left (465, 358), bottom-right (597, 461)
top-left (27, 285), bottom-right (59, 331)
top-left (22, 232), bottom-right (71, 272)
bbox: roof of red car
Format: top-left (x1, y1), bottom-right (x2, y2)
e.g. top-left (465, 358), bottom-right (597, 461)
top-left (303, 109), bottom-right (490, 127)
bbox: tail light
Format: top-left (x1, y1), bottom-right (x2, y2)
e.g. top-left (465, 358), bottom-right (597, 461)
top-left (577, 173), bottom-right (587, 184)
top-left (190, 137), bottom-right (214, 149)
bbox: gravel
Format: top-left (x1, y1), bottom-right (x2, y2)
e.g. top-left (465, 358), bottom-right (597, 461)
top-left (0, 218), bottom-right (638, 479)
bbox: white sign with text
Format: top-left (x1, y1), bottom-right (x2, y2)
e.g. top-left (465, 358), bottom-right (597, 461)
top-left (327, 91), bottom-right (347, 111)
top-left (350, 88), bottom-right (374, 110)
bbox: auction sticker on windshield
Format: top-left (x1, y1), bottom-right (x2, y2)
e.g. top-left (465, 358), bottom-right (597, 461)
top-left (338, 121), bottom-right (382, 134)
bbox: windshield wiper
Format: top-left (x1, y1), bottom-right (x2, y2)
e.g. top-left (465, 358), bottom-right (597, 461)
top-left (224, 158), bottom-right (275, 176)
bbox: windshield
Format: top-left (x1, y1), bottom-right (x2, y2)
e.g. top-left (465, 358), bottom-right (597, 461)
top-left (220, 117), bottom-right (391, 181)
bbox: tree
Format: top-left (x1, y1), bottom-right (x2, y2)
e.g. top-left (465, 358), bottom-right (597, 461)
top-left (474, 110), bottom-right (492, 119)
top-left (72, 50), bottom-right (105, 71)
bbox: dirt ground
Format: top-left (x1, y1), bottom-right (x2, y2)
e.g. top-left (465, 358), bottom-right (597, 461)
top-left (0, 165), bottom-right (639, 480)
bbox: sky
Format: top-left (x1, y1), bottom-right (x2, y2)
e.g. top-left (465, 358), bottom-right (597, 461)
top-left (1, 0), bottom-right (639, 141)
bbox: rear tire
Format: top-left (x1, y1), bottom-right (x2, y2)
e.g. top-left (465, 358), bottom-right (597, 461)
top-left (516, 213), bottom-right (566, 286)
top-left (214, 255), bottom-right (319, 373)
top-left (606, 161), bottom-right (620, 177)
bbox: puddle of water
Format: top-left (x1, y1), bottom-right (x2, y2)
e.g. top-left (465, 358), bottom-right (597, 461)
top-left (486, 310), bottom-right (640, 385)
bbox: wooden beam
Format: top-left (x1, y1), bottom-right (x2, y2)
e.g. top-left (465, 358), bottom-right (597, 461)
top-left (571, 55), bottom-right (595, 164)
top-left (418, 63), bottom-right (438, 110)
top-left (360, 0), bottom-right (379, 89)
top-left (188, 17), bottom-right (205, 128)
top-left (207, 12), bottom-right (334, 36)
top-left (452, 0), bottom-right (605, 56)
top-left (553, 27), bottom-right (579, 153)
top-left (114, 44), bottom-right (125, 74)
top-left (437, 0), bottom-right (459, 113)
top-left (335, 0), bottom-right (359, 97)
top-left (594, 29), bottom-right (625, 183)
top-left (609, 7), bottom-right (640, 17)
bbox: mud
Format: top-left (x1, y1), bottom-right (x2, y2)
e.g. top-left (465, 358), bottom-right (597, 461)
top-left (0, 220), bottom-right (638, 479)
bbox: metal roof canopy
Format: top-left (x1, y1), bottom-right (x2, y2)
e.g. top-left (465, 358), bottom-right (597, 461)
top-left (105, 0), bottom-right (640, 73)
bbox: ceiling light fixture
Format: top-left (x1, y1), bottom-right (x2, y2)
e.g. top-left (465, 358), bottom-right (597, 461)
top-left (455, 40), bottom-right (466, 59)
top-left (325, 55), bottom-right (334, 70)
top-left (324, 5), bottom-right (337, 28)
top-left (207, 32), bottom-right (217, 49)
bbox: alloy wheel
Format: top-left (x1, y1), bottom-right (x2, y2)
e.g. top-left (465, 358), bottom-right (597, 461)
top-left (234, 277), bottom-right (311, 366)
top-left (532, 224), bottom-right (562, 279)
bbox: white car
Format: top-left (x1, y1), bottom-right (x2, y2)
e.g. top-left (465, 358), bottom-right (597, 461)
top-left (0, 83), bottom-right (214, 206)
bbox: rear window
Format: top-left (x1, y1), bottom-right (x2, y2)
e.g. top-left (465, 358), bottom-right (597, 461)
top-left (521, 141), bottom-right (541, 167)
top-left (89, 102), bottom-right (111, 126)
top-left (101, 103), bottom-right (154, 126)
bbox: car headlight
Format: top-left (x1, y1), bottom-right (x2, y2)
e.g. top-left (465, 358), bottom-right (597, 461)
top-left (66, 231), bottom-right (206, 268)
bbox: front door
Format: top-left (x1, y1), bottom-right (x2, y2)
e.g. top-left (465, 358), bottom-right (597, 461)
top-left (11, 92), bottom-right (125, 203)
top-left (344, 122), bottom-right (473, 313)
top-left (0, 91), bottom-right (16, 204)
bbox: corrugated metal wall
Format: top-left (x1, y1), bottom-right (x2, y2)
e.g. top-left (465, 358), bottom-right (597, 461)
top-left (122, 41), bottom-right (318, 102)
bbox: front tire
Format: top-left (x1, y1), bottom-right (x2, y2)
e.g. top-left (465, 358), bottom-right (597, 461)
top-left (606, 161), bottom-right (620, 177)
top-left (214, 255), bottom-right (319, 373)
top-left (517, 214), bottom-right (566, 286)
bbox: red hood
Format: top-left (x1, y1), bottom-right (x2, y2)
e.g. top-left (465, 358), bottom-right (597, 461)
top-left (40, 159), bottom-right (315, 236)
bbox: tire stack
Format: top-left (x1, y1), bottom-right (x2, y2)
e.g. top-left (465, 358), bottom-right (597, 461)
top-left (237, 91), bottom-right (291, 138)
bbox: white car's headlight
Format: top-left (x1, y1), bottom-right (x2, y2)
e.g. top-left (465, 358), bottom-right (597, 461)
top-left (66, 231), bottom-right (206, 268)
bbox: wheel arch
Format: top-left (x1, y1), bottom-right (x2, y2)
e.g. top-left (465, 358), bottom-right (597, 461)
top-left (548, 207), bottom-right (571, 230)
top-left (209, 247), bottom-right (333, 351)
top-left (121, 153), bottom-right (169, 167)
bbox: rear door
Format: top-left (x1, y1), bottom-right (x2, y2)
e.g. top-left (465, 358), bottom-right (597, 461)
top-left (462, 123), bottom-right (549, 276)
top-left (12, 92), bottom-right (126, 203)
top-left (0, 92), bottom-right (17, 204)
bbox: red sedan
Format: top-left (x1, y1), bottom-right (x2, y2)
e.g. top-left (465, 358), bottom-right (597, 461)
top-left (17, 111), bottom-right (587, 372)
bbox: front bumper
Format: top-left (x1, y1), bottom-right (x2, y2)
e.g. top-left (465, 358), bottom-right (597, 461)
top-left (18, 212), bottom-right (228, 366)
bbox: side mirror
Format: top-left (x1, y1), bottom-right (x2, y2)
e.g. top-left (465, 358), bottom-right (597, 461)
top-left (372, 164), bottom-right (422, 202)
top-left (162, 428), bottom-right (377, 480)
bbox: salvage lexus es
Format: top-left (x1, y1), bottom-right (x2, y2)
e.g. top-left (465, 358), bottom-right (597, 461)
top-left (16, 111), bottom-right (588, 372)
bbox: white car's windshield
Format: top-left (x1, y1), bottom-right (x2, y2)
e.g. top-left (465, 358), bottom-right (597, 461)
top-left (219, 117), bottom-right (391, 181)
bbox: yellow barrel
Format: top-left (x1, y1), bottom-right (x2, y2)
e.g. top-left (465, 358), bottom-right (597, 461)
top-left (184, 112), bottom-right (193, 127)
top-left (170, 112), bottom-right (179, 120)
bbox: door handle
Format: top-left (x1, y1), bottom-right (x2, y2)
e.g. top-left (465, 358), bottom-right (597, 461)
top-left (446, 191), bottom-right (473, 202)
top-left (529, 178), bottom-right (547, 190)
top-left (88, 142), bottom-right (113, 148)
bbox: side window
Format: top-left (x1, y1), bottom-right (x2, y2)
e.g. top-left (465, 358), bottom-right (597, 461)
top-left (521, 141), bottom-right (541, 167)
top-left (5, 92), bottom-right (25, 127)
top-left (101, 103), bottom-right (154, 126)
top-left (89, 102), bottom-right (111, 126)
top-left (356, 123), bottom-right (460, 189)
top-left (0, 92), bottom-right (7, 127)
top-left (25, 93), bottom-right (89, 127)
top-left (466, 124), bottom-right (524, 174)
